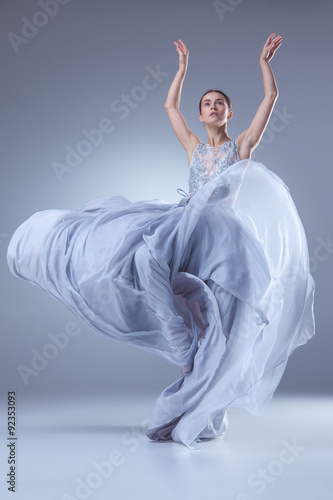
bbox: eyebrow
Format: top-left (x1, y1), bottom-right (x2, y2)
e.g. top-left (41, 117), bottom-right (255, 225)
top-left (203, 98), bottom-right (224, 103)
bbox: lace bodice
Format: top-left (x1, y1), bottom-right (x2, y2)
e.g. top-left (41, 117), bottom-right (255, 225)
top-left (188, 139), bottom-right (240, 197)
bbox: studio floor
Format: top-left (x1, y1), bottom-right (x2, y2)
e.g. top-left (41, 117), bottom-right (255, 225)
top-left (1, 394), bottom-right (332, 500)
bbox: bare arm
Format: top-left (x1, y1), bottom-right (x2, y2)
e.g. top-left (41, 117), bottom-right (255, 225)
top-left (164, 39), bottom-right (200, 155)
top-left (237, 33), bottom-right (282, 158)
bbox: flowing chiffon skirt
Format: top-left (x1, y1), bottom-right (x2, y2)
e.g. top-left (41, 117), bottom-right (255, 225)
top-left (7, 158), bottom-right (315, 449)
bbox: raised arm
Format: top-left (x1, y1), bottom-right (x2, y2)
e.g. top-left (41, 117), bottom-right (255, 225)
top-left (164, 39), bottom-right (200, 162)
top-left (237, 33), bottom-right (282, 159)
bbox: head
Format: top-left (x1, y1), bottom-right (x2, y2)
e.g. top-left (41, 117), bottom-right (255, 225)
top-left (199, 90), bottom-right (233, 125)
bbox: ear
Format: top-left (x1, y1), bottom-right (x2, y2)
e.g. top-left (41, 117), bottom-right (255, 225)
top-left (228, 110), bottom-right (233, 121)
top-left (199, 113), bottom-right (203, 122)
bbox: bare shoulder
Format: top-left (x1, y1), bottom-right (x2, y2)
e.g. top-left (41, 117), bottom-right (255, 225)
top-left (235, 130), bottom-right (253, 160)
top-left (186, 133), bottom-right (202, 167)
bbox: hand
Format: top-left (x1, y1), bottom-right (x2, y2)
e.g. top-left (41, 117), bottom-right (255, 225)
top-left (173, 39), bottom-right (189, 69)
top-left (260, 33), bottom-right (282, 63)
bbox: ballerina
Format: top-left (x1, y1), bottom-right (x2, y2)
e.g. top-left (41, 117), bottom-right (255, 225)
top-left (7, 34), bottom-right (315, 449)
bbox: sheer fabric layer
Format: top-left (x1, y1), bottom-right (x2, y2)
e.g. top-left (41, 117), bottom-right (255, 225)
top-left (7, 158), bottom-right (315, 449)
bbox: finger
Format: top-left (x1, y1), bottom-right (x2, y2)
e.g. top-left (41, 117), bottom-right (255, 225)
top-left (266, 36), bottom-right (275, 48)
top-left (269, 33), bottom-right (282, 45)
top-left (270, 37), bottom-right (282, 48)
top-left (270, 44), bottom-right (282, 57)
top-left (273, 39), bottom-right (282, 48)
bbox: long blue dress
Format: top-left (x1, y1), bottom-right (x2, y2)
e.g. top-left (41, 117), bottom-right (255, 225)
top-left (7, 138), bottom-right (315, 449)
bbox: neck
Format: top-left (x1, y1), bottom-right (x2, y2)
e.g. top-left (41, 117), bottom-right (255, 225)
top-left (205, 125), bottom-right (230, 147)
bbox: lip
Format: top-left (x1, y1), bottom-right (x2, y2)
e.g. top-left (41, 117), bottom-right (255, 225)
top-left (210, 112), bottom-right (218, 116)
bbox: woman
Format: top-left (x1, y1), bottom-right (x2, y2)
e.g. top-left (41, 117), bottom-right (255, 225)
top-left (7, 35), bottom-right (315, 450)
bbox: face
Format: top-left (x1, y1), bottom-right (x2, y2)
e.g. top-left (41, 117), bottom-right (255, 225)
top-left (199, 92), bottom-right (232, 124)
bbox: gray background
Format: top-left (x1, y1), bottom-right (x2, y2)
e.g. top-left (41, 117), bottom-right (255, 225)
top-left (1, 0), bottom-right (332, 405)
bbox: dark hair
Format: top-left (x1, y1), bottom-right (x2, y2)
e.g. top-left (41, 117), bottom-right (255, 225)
top-left (199, 89), bottom-right (232, 113)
